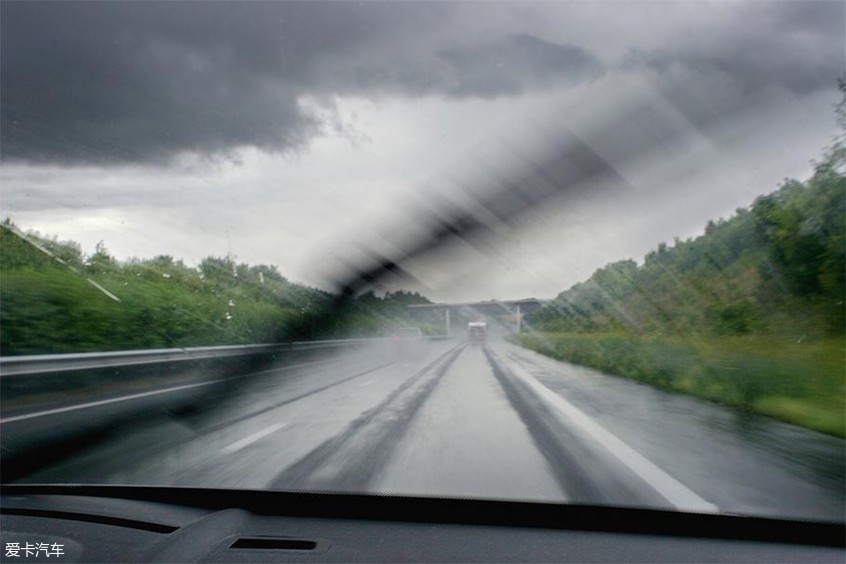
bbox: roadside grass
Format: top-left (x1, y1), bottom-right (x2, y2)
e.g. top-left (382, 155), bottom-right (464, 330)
top-left (512, 331), bottom-right (845, 437)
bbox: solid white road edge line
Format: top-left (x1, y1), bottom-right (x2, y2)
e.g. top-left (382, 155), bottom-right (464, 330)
top-left (222, 422), bottom-right (288, 453)
top-left (497, 348), bottom-right (720, 514)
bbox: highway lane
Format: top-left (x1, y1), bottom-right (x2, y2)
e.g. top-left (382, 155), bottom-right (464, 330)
top-left (376, 345), bottom-right (563, 501)
top-left (500, 342), bottom-right (846, 520)
top-left (14, 340), bottom-right (456, 488)
top-left (13, 335), bottom-right (845, 522)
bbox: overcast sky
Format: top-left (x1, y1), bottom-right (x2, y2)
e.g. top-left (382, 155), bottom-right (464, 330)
top-left (1, 1), bottom-right (843, 301)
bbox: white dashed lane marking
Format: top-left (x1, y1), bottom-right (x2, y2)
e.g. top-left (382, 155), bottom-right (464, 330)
top-left (222, 422), bottom-right (288, 453)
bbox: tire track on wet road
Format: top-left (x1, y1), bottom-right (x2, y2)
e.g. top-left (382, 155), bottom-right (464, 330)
top-left (270, 343), bottom-right (466, 491)
top-left (198, 360), bottom-right (397, 434)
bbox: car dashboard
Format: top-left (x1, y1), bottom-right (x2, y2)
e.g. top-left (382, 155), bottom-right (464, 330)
top-left (1, 486), bottom-right (843, 563)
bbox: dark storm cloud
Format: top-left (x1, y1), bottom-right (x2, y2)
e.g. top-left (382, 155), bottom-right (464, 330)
top-left (437, 34), bottom-right (605, 97)
top-left (0, 1), bottom-right (366, 164)
top-left (3, 1), bottom-right (841, 167)
top-left (625, 0), bottom-right (844, 98)
top-left (769, 0), bottom-right (846, 37)
top-left (0, 1), bottom-right (603, 165)
top-left (334, 33), bottom-right (604, 98)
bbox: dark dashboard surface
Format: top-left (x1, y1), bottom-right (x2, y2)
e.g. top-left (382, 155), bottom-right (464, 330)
top-left (1, 486), bottom-right (843, 563)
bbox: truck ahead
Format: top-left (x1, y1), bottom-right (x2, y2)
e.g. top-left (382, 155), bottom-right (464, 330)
top-left (467, 321), bottom-right (487, 343)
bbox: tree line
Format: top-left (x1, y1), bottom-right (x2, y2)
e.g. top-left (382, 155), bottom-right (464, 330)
top-left (528, 145), bottom-right (845, 339)
top-left (0, 223), bottom-right (436, 355)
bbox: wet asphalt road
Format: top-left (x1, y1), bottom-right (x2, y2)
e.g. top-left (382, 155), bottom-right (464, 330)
top-left (13, 335), bottom-right (845, 522)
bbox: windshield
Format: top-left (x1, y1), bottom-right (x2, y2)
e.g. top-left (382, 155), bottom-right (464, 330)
top-left (1, 0), bottom-right (844, 524)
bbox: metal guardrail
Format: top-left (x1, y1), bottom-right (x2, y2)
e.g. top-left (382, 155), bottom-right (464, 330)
top-left (0, 334), bottom-right (454, 481)
top-left (0, 336), bottom-right (453, 377)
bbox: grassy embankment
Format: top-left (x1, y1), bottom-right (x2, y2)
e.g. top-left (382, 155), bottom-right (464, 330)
top-left (518, 147), bottom-right (845, 437)
top-left (0, 224), bottom-right (440, 355)
top-left (512, 332), bottom-right (844, 437)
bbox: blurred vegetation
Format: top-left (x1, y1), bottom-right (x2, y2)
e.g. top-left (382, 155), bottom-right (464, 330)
top-left (0, 222), bottom-right (441, 355)
top-left (528, 157), bottom-right (845, 337)
top-left (520, 94), bottom-right (846, 437)
top-left (513, 332), bottom-right (844, 437)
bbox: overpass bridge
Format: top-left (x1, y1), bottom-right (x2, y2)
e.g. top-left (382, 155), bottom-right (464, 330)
top-left (407, 298), bottom-right (550, 334)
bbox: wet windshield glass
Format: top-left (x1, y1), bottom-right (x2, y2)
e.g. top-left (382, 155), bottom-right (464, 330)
top-left (1, 0), bottom-right (844, 523)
